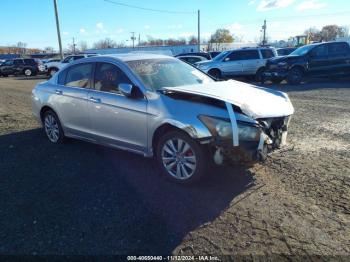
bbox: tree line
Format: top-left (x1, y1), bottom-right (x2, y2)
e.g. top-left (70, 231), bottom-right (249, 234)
top-left (2, 24), bottom-right (348, 54)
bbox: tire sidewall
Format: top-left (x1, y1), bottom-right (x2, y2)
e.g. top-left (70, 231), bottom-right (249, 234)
top-left (156, 130), bottom-right (207, 184)
top-left (287, 68), bottom-right (303, 85)
top-left (208, 69), bottom-right (221, 80)
top-left (24, 68), bottom-right (32, 76)
top-left (43, 110), bottom-right (64, 144)
top-left (255, 67), bottom-right (265, 82)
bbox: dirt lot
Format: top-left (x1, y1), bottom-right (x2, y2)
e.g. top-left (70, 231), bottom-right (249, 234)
top-left (0, 76), bottom-right (349, 259)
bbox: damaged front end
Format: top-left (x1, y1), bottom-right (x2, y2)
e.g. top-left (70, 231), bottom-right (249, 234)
top-left (199, 113), bottom-right (292, 165)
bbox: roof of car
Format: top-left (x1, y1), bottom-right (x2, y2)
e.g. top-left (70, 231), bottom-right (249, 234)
top-left (98, 53), bottom-right (174, 62)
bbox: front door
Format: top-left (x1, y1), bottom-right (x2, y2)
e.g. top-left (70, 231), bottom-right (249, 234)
top-left (1, 60), bottom-right (15, 75)
top-left (87, 62), bottom-right (148, 153)
top-left (220, 51), bottom-right (243, 76)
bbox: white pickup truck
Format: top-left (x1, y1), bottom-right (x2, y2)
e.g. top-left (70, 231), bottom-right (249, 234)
top-left (46, 54), bottom-right (97, 76)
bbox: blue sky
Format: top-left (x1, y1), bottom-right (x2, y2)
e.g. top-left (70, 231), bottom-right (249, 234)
top-left (0, 0), bottom-right (349, 49)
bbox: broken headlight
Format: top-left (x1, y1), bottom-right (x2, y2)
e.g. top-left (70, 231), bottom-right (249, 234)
top-left (199, 116), bottom-right (260, 141)
top-left (199, 115), bottom-right (232, 138)
top-left (237, 123), bottom-right (260, 141)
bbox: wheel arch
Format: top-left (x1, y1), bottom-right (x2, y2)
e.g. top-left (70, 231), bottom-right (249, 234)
top-left (289, 64), bottom-right (306, 73)
top-left (40, 105), bottom-right (59, 123)
top-left (151, 122), bottom-right (201, 157)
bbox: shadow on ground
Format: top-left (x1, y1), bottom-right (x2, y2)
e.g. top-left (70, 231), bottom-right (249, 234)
top-left (0, 129), bottom-right (254, 255)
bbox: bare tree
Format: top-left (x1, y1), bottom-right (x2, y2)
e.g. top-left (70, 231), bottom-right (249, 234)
top-left (187, 35), bottom-right (198, 45)
top-left (93, 38), bottom-right (117, 49)
top-left (16, 42), bottom-right (27, 54)
top-left (44, 46), bottom-right (55, 53)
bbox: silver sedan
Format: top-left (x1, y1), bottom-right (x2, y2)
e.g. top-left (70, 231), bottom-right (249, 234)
top-left (32, 54), bottom-right (294, 184)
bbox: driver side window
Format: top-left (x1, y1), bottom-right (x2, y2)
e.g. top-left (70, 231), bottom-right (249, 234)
top-left (311, 45), bottom-right (328, 58)
top-left (94, 63), bottom-right (133, 94)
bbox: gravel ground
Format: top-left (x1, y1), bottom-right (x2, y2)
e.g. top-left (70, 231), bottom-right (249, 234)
top-left (0, 76), bottom-right (349, 259)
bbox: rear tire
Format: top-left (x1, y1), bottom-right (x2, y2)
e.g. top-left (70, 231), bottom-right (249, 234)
top-left (23, 68), bottom-right (33, 77)
top-left (156, 130), bottom-right (207, 184)
top-left (208, 69), bottom-right (222, 80)
top-left (287, 67), bottom-right (303, 85)
top-left (42, 110), bottom-right (65, 144)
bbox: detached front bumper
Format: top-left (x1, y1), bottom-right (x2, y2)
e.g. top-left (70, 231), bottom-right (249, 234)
top-left (207, 117), bottom-right (291, 164)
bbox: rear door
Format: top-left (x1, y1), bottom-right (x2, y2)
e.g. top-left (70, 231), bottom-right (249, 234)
top-left (53, 62), bottom-right (94, 139)
top-left (307, 44), bottom-right (329, 76)
top-left (240, 50), bottom-right (263, 75)
top-left (328, 42), bottom-right (350, 75)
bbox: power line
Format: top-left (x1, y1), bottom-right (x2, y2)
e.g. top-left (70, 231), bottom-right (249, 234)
top-left (103, 0), bottom-right (195, 14)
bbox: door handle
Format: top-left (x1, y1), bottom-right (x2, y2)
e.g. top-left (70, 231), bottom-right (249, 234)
top-left (55, 89), bottom-right (62, 95)
top-left (89, 97), bottom-right (101, 103)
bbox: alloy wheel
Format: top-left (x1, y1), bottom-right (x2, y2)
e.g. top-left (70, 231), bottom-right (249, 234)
top-left (161, 138), bottom-right (197, 180)
top-left (44, 114), bottom-right (60, 143)
top-left (24, 69), bottom-right (32, 76)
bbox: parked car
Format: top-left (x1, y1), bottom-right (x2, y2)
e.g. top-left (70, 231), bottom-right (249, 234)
top-left (32, 54), bottom-right (294, 184)
top-left (209, 51), bottom-right (221, 58)
top-left (196, 47), bottom-right (277, 81)
top-left (45, 54), bottom-right (97, 76)
top-left (175, 52), bottom-right (212, 60)
top-left (177, 55), bottom-right (208, 65)
top-left (264, 41), bottom-right (350, 85)
top-left (276, 47), bottom-right (297, 56)
top-left (43, 58), bottom-right (61, 64)
top-left (0, 58), bottom-right (45, 77)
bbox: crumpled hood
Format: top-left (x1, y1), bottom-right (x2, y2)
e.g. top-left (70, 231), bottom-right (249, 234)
top-left (163, 80), bottom-right (294, 119)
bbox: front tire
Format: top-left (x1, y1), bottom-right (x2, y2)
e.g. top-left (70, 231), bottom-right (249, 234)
top-left (255, 67), bottom-right (266, 82)
top-left (43, 110), bottom-right (64, 143)
top-left (156, 130), bottom-right (207, 184)
top-left (287, 67), bottom-right (303, 85)
top-left (208, 69), bottom-right (222, 80)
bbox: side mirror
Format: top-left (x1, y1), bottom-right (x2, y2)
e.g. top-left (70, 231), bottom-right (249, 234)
top-left (224, 57), bottom-right (230, 62)
top-left (119, 83), bottom-right (137, 98)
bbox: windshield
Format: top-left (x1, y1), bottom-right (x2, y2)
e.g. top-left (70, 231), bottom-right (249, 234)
top-left (126, 58), bottom-right (214, 90)
top-left (289, 45), bottom-right (315, 56)
top-left (213, 51), bottom-right (230, 61)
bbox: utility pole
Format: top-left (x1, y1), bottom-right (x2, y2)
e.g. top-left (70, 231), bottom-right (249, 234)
top-left (197, 9), bottom-right (200, 52)
top-left (262, 19), bottom-right (267, 46)
top-left (53, 0), bottom-right (64, 59)
top-left (130, 32), bottom-right (136, 49)
top-left (72, 37), bottom-right (76, 54)
top-left (138, 34), bottom-right (140, 47)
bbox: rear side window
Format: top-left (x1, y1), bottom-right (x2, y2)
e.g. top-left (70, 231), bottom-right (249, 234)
top-left (73, 56), bottom-right (84, 61)
top-left (57, 69), bottom-right (67, 85)
top-left (227, 50), bottom-right (260, 61)
top-left (24, 59), bottom-right (36, 65)
top-left (65, 63), bottom-right (93, 88)
top-left (329, 43), bottom-right (349, 55)
top-left (311, 45), bottom-right (328, 57)
top-left (14, 59), bottom-right (24, 65)
top-left (261, 49), bottom-right (274, 59)
top-left (94, 62), bottom-right (132, 94)
top-left (242, 50), bottom-right (260, 60)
